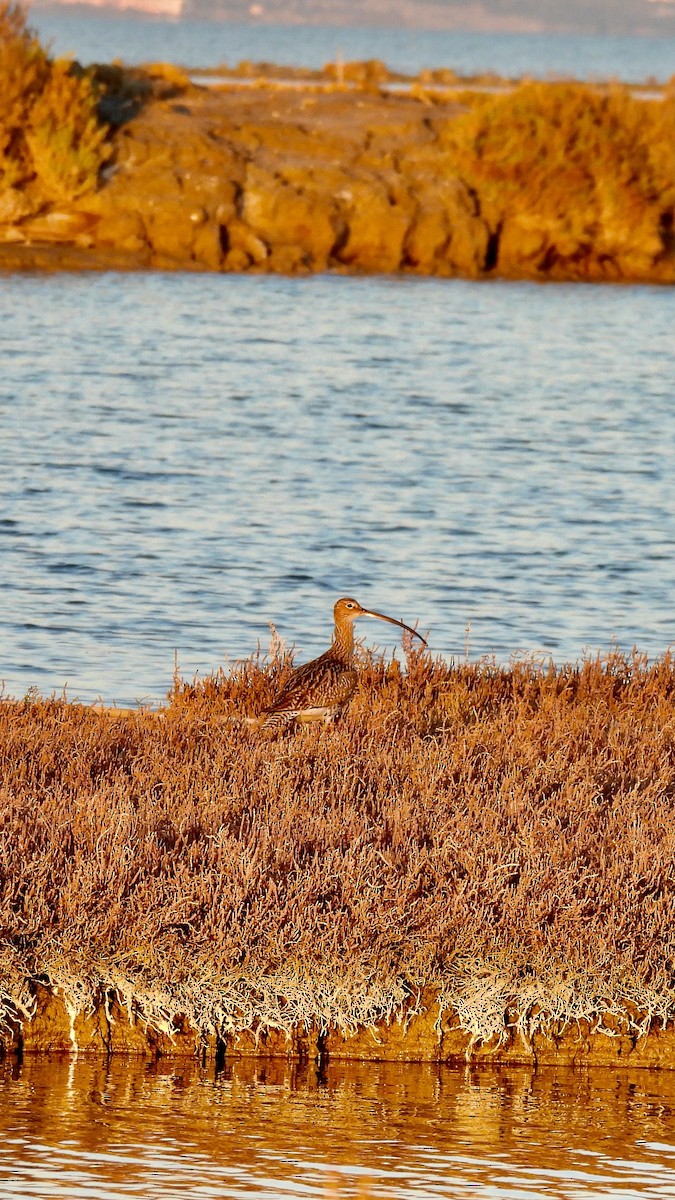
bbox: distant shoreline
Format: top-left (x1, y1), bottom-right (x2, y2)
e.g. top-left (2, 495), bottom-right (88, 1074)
top-left (26, 1), bottom-right (675, 42)
top-left (1, 60), bottom-right (675, 285)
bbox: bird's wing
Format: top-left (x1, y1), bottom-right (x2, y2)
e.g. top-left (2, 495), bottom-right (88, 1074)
top-left (265, 653), bottom-right (356, 715)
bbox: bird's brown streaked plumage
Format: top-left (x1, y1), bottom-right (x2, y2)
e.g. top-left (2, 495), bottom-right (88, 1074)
top-left (261, 597), bottom-right (427, 730)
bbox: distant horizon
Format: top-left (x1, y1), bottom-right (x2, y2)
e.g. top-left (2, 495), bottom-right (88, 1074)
top-left (27, 0), bottom-right (675, 38)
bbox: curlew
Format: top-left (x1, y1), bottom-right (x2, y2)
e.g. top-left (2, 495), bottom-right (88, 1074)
top-left (260, 597), bottom-right (427, 730)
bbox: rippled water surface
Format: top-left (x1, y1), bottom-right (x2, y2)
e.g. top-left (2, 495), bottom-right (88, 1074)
top-left (32, 12), bottom-right (675, 82)
top-left (1, 274), bottom-right (674, 704)
top-left (1, 1057), bottom-right (675, 1200)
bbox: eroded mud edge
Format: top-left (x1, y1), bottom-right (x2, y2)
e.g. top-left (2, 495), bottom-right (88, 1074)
top-left (2, 984), bottom-right (675, 1068)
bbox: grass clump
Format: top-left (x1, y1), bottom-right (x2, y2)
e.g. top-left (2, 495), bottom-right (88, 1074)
top-left (1, 647), bottom-right (675, 1052)
top-left (0, 2), bottom-right (109, 219)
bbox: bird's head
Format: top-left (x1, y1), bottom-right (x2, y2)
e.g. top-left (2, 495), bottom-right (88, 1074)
top-left (334, 597), bottom-right (367, 623)
top-left (333, 597), bottom-right (427, 645)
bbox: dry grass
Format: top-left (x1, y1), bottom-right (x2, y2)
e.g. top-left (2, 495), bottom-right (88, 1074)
top-left (1, 645), bottom-right (675, 1048)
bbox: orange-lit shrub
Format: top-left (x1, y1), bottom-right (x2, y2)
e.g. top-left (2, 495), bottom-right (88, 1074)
top-left (442, 82), bottom-right (675, 273)
top-left (0, 2), bottom-right (108, 214)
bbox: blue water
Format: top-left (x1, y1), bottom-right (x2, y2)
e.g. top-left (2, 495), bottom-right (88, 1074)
top-left (1, 273), bottom-right (674, 705)
top-left (31, 10), bottom-right (675, 81)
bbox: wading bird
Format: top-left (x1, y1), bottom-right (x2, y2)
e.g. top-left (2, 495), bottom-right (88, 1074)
top-left (260, 597), bottom-right (427, 729)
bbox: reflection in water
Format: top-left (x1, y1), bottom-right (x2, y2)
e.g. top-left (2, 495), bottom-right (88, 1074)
top-left (1, 1055), bottom-right (674, 1198)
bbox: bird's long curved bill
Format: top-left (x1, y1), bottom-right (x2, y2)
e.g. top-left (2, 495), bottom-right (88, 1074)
top-left (361, 609), bottom-right (427, 647)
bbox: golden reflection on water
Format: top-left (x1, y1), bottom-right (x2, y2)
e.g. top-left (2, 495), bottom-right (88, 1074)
top-left (1, 1055), bottom-right (675, 1198)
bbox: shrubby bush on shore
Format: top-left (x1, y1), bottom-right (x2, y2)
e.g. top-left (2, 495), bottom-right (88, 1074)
top-left (0, 2), bottom-right (109, 220)
top-left (439, 82), bottom-right (675, 276)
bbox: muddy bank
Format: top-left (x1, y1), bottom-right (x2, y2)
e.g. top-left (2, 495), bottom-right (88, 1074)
top-left (3, 984), bottom-right (675, 1068)
top-left (2, 67), bottom-right (674, 283)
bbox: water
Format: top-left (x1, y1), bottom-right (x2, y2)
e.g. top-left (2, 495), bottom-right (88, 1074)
top-left (1, 274), bottom-right (674, 705)
top-left (1, 1056), bottom-right (674, 1199)
top-left (32, 11), bottom-right (675, 81)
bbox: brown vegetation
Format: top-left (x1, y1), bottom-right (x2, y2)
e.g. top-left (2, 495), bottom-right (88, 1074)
top-left (1, 648), bottom-right (675, 1058)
